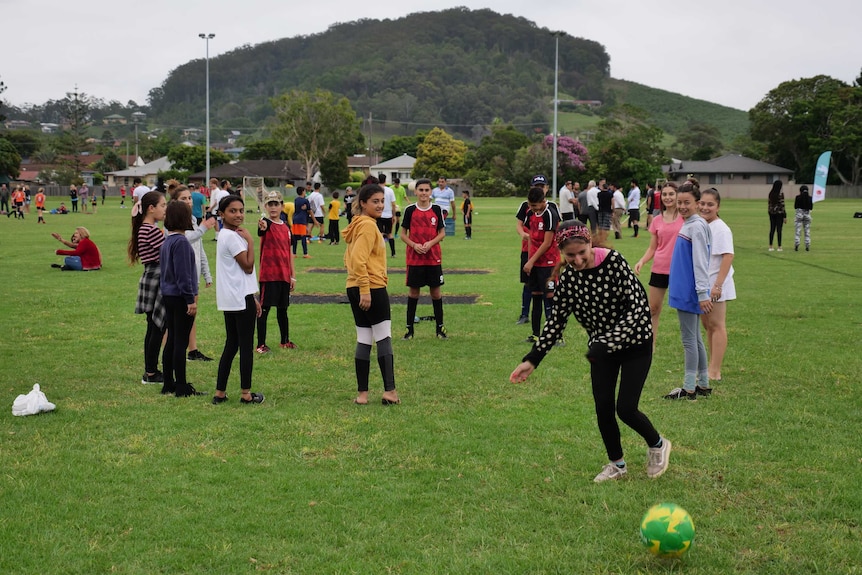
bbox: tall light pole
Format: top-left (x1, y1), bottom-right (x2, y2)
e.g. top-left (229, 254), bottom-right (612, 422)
top-left (551, 31), bottom-right (562, 204)
top-left (199, 33), bottom-right (215, 186)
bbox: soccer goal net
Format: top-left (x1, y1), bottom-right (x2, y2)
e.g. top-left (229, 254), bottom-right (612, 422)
top-left (241, 177), bottom-right (268, 213)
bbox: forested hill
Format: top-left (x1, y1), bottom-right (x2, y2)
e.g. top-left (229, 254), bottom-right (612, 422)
top-left (147, 8), bottom-right (610, 135)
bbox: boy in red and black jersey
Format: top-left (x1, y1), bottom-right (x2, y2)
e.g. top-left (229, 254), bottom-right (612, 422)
top-left (523, 186), bottom-right (561, 343)
top-left (399, 178), bottom-right (447, 340)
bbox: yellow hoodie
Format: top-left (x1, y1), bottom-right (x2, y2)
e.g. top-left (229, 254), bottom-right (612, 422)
top-left (342, 215), bottom-right (388, 294)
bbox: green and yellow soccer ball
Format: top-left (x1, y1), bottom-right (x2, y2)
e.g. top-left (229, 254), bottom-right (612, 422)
top-left (640, 503), bottom-right (695, 557)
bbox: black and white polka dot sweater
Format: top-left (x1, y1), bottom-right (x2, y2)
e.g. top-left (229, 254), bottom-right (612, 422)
top-left (524, 249), bottom-right (653, 367)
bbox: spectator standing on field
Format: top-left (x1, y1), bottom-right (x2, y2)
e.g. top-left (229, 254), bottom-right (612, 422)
top-left (307, 182), bottom-right (325, 242)
top-left (327, 191), bottom-right (341, 245)
top-left (611, 184), bottom-right (626, 239)
top-left (794, 185), bottom-right (813, 251)
top-left (461, 189), bottom-right (473, 239)
top-left (628, 179), bottom-right (641, 238)
top-left (292, 187), bottom-right (311, 258)
top-left (431, 176), bottom-right (456, 222)
top-left (79, 183), bottom-right (90, 214)
top-left (559, 181), bottom-right (576, 222)
top-left (69, 184), bottom-right (79, 213)
top-left (390, 177), bottom-right (409, 236)
top-left (767, 180), bottom-right (786, 252)
top-left (256, 190), bottom-right (297, 353)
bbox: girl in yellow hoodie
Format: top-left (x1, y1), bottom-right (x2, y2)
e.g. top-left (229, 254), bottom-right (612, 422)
top-left (343, 184), bottom-right (400, 405)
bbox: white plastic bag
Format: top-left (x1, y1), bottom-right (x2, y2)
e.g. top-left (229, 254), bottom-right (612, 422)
top-left (12, 384), bottom-right (56, 416)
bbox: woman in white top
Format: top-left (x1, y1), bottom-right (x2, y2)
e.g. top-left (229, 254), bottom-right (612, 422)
top-left (698, 188), bottom-right (735, 384)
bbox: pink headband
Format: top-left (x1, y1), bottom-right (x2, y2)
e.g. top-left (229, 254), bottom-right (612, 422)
top-left (556, 225), bottom-right (591, 247)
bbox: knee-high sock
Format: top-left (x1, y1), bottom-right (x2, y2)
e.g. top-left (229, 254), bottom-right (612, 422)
top-left (276, 307), bottom-right (289, 344)
top-left (406, 296), bottom-right (419, 329)
top-left (257, 307), bottom-right (270, 347)
top-left (432, 297), bottom-right (444, 329)
top-left (389, 238), bottom-right (396, 256)
top-left (531, 294), bottom-right (544, 337)
top-left (376, 337), bottom-right (395, 392)
top-left (633, 224), bottom-right (639, 237)
top-left (521, 284), bottom-right (531, 318)
top-left (355, 342), bottom-right (372, 392)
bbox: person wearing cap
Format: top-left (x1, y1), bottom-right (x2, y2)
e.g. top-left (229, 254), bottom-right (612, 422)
top-left (256, 190), bottom-right (297, 353)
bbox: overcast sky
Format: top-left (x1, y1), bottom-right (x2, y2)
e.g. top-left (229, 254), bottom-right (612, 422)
top-left (3, 0), bottom-right (859, 112)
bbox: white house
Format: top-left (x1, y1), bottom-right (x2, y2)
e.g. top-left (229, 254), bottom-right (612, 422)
top-left (370, 154), bottom-right (416, 183)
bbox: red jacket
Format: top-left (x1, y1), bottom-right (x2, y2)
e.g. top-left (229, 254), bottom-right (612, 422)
top-left (56, 238), bottom-right (102, 270)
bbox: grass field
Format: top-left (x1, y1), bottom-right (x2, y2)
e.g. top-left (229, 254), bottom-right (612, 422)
top-left (1, 196), bottom-right (861, 574)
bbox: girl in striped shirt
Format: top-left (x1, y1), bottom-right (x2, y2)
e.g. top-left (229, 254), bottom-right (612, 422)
top-left (128, 191), bottom-right (167, 385)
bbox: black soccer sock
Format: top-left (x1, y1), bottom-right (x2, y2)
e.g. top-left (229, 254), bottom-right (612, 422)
top-left (389, 237), bottom-right (396, 256)
top-left (376, 337), bottom-right (396, 392)
top-left (354, 343), bottom-right (372, 392)
top-left (256, 307), bottom-right (270, 347)
top-left (531, 294), bottom-right (544, 337)
top-left (406, 296), bottom-right (419, 330)
top-left (432, 297), bottom-right (444, 329)
top-left (276, 307), bottom-right (289, 344)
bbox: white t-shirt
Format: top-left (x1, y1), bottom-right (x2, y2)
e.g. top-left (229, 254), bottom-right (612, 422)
top-left (627, 187), bottom-right (641, 210)
top-left (431, 186), bottom-right (455, 215)
top-left (216, 228), bottom-right (258, 311)
top-left (586, 186), bottom-right (600, 209)
top-left (381, 186), bottom-right (397, 218)
top-left (308, 190), bottom-right (325, 218)
top-left (132, 185), bottom-right (151, 202)
top-left (707, 218), bottom-right (735, 301)
top-left (559, 187), bottom-right (574, 215)
top-left (210, 187), bottom-right (229, 215)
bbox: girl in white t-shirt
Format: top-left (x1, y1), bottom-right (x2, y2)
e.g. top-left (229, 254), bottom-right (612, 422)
top-left (698, 188), bottom-right (735, 384)
top-left (213, 195), bottom-right (264, 405)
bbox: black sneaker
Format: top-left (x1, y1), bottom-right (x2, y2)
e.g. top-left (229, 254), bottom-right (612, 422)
top-left (516, 315), bottom-right (529, 325)
top-left (212, 395), bottom-right (229, 405)
top-left (402, 329), bottom-right (414, 341)
top-left (176, 384), bottom-right (208, 397)
top-left (187, 349), bottom-right (213, 361)
top-left (525, 334), bottom-right (539, 344)
top-left (142, 371), bottom-right (164, 385)
top-left (240, 392), bottom-right (265, 404)
top-left (695, 386), bottom-right (713, 397)
top-left (436, 326), bottom-right (449, 340)
top-left (664, 387), bottom-right (696, 400)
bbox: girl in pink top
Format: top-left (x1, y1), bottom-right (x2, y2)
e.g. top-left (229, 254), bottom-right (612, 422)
top-left (634, 182), bottom-right (684, 346)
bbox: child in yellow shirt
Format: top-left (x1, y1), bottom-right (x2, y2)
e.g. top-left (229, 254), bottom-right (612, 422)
top-left (327, 191), bottom-right (341, 245)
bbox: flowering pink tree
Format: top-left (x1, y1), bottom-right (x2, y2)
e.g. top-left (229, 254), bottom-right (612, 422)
top-left (543, 135), bottom-right (589, 172)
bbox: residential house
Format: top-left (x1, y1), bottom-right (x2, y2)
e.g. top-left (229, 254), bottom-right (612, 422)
top-left (370, 154), bottom-right (416, 184)
top-left (664, 154), bottom-right (795, 199)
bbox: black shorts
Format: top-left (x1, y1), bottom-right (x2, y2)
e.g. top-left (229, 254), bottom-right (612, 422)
top-left (528, 266), bottom-right (556, 295)
top-left (463, 214), bottom-right (472, 225)
top-left (629, 209), bottom-right (640, 222)
top-left (260, 281), bottom-right (291, 308)
top-left (377, 217), bottom-right (394, 236)
top-left (406, 265), bottom-right (444, 288)
top-left (347, 287), bottom-right (391, 327)
top-left (520, 251), bottom-right (529, 284)
top-left (561, 212), bottom-right (575, 221)
top-left (648, 273), bottom-right (669, 289)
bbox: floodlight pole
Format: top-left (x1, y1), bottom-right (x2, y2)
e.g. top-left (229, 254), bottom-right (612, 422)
top-left (199, 33), bottom-right (215, 185)
top-left (551, 32), bottom-right (561, 204)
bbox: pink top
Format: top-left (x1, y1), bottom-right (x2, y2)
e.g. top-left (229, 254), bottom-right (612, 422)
top-left (593, 247), bottom-right (610, 266)
top-left (649, 214), bottom-right (684, 274)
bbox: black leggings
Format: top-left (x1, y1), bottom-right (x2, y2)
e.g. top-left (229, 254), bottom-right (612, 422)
top-left (217, 295), bottom-right (256, 392)
top-left (144, 311), bottom-right (165, 374)
top-left (769, 213), bottom-right (784, 247)
top-left (162, 295), bottom-right (195, 390)
top-left (590, 343), bottom-right (660, 461)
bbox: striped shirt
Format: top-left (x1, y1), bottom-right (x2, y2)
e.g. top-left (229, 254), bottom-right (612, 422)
top-left (138, 223), bottom-right (164, 264)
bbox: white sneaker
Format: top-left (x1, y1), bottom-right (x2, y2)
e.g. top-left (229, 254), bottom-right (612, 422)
top-left (647, 438), bottom-right (671, 478)
top-left (768, 247), bottom-right (775, 252)
top-left (594, 463), bottom-right (627, 483)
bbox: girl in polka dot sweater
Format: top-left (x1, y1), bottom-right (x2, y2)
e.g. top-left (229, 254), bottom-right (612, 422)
top-left (510, 220), bottom-right (670, 483)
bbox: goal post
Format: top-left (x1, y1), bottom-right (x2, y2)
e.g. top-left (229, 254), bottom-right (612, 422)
top-left (241, 176), bottom-right (267, 213)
